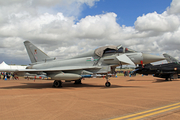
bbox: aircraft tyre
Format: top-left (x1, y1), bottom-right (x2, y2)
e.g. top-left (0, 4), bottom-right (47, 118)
top-left (165, 77), bottom-right (172, 81)
top-left (105, 82), bottom-right (111, 87)
top-left (74, 79), bottom-right (82, 84)
top-left (53, 80), bottom-right (62, 88)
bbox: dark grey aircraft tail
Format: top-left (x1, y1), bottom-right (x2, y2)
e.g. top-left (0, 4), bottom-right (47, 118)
top-left (24, 41), bottom-right (55, 63)
top-left (163, 53), bottom-right (179, 63)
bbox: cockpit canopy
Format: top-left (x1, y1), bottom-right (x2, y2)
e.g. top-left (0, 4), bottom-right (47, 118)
top-left (94, 45), bottom-right (136, 57)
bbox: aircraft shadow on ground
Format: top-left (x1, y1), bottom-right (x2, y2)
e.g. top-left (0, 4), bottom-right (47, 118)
top-left (153, 79), bottom-right (180, 83)
top-left (127, 79), bottom-right (153, 81)
top-left (0, 82), bottom-right (141, 89)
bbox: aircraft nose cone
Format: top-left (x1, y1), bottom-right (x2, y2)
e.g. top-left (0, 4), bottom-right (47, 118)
top-left (142, 53), bottom-right (165, 64)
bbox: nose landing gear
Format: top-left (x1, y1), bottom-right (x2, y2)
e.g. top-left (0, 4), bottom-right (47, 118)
top-left (105, 81), bottom-right (111, 87)
top-left (105, 75), bottom-right (111, 87)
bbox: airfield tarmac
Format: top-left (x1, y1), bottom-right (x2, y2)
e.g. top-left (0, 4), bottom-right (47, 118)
top-left (0, 75), bottom-right (180, 120)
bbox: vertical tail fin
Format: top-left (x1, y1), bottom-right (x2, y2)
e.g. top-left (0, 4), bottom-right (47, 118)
top-left (24, 41), bottom-right (50, 63)
top-left (163, 53), bottom-right (180, 63)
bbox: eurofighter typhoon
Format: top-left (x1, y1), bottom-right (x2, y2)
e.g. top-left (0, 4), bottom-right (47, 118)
top-left (134, 53), bottom-right (180, 81)
top-left (8, 41), bottom-right (165, 87)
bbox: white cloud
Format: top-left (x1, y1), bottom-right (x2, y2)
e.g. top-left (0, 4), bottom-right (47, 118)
top-left (0, 0), bottom-right (99, 7)
top-left (74, 13), bottom-right (121, 39)
top-left (167, 0), bottom-right (180, 15)
top-left (135, 12), bottom-right (180, 32)
top-left (0, 0), bottom-right (180, 65)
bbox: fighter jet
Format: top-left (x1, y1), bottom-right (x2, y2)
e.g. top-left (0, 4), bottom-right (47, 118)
top-left (134, 53), bottom-right (180, 81)
top-left (3, 41), bottom-right (165, 87)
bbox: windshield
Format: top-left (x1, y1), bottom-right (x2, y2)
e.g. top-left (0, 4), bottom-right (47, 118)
top-left (125, 47), bottom-right (136, 53)
top-left (117, 47), bottom-right (124, 53)
top-left (95, 45), bottom-right (137, 57)
top-left (104, 47), bottom-right (136, 54)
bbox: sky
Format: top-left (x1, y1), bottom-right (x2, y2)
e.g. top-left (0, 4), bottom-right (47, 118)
top-left (0, 0), bottom-right (180, 65)
top-left (81, 0), bottom-right (172, 26)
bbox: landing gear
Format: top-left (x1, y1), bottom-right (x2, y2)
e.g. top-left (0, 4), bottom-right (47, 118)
top-left (74, 79), bottom-right (82, 84)
top-left (105, 81), bottom-right (111, 87)
top-left (53, 80), bottom-right (62, 88)
top-left (165, 77), bottom-right (172, 81)
top-left (105, 75), bottom-right (111, 87)
top-left (165, 74), bottom-right (173, 81)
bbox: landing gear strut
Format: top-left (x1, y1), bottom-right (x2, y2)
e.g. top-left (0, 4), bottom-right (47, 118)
top-left (105, 75), bottom-right (111, 87)
top-left (53, 80), bottom-right (62, 88)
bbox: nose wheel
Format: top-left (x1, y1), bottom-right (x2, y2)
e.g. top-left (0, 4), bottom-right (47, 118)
top-left (105, 81), bottom-right (111, 87)
top-left (105, 75), bottom-right (111, 87)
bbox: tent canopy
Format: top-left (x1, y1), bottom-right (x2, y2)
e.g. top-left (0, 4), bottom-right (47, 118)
top-left (0, 61), bottom-right (11, 69)
top-left (0, 61), bottom-right (26, 70)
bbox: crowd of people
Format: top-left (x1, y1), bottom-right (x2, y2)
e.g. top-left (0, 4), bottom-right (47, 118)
top-left (123, 70), bottom-right (136, 77)
top-left (0, 72), bottom-right (18, 80)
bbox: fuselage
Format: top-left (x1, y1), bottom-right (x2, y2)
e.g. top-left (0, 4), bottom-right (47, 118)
top-left (135, 63), bottom-right (180, 75)
top-left (27, 52), bottom-right (144, 70)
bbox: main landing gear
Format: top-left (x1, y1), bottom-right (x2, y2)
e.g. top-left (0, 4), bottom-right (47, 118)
top-left (52, 77), bottom-right (111, 87)
top-left (165, 77), bottom-right (172, 81)
top-left (105, 75), bottom-right (111, 87)
top-left (165, 74), bottom-right (173, 81)
top-left (53, 80), bottom-right (62, 88)
top-left (74, 79), bottom-right (82, 84)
